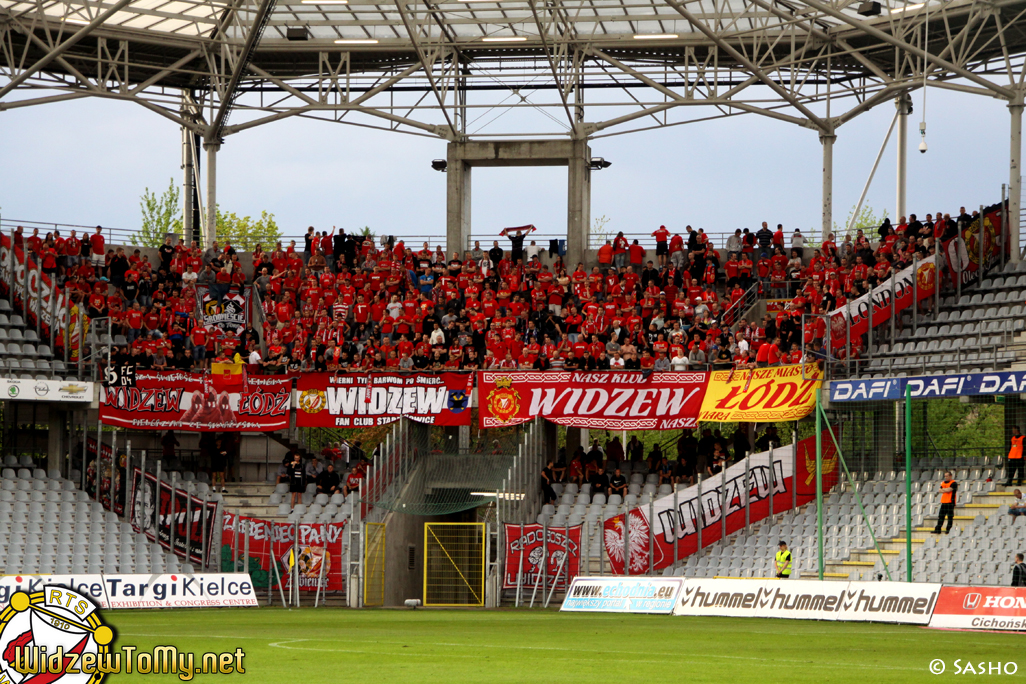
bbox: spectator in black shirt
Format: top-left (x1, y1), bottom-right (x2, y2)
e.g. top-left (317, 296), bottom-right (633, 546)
top-left (1012, 553), bottom-right (1026, 586)
top-left (609, 469), bottom-right (627, 497)
top-left (317, 463), bottom-right (341, 496)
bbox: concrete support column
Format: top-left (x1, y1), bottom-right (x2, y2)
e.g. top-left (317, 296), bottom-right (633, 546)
top-left (821, 132), bottom-right (836, 243)
top-left (204, 140), bottom-right (220, 249)
top-left (896, 94), bottom-right (911, 220)
top-left (566, 140), bottom-right (592, 268)
top-left (183, 126), bottom-right (195, 243)
top-left (446, 144), bottom-right (472, 257)
top-left (875, 405), bottom-right (898, 473)
top-left (458, 425), bottom-right (470, 454)
top-left (543, 420), bottom-right (558, 463)
top-left (1009, 97), bottom-right (1023, 263)
top-left (565, 427), bottom-right (583, 456)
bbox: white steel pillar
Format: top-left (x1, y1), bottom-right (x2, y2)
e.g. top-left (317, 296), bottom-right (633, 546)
top-left (183, 126), bottom-right (195, 243)
top-left (1010, 96), bottom-right (1023, 263)
top-left (896, 94), bottom-right (911, 220)
top-left (821, 132), bottom-right (835, 242)
top-left (204, 140), bottom-right (219, 249)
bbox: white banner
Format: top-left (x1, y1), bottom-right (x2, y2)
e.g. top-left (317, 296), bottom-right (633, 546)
top-left (560, 576), bottom-right (684, 613)
top-left (672, 579), bottom-right (939, 625)
top-left (0, 378), bottom-right (93, 402)
top-left (0, 573), bottom-right (259, 610)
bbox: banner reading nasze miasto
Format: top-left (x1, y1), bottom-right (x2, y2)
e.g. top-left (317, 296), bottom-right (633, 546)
top-left (827, 255), bottom-right (937, 349)
top-left (100, 370), bottom-right (291, 431)
top-left (602, 430), bottom-right (841, 575)
top-left (502, 524), bottom-right (582, 590)
top-left (295, 372), bottom-right (472, 428)
top-left (221, 511), bottom-right (347, 593)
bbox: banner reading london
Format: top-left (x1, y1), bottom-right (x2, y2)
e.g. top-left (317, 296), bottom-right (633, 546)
top-left (296, 372), bottom-right (473, 428)
top-left (478, 366), bottom-right (821, 430)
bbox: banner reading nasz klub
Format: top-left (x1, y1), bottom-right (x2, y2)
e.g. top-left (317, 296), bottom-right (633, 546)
top-left (479, 371), bottom-right (709, 430)
top-left (827, 255), bottom-right (937, 349)
top-left (221, 511), bottom-right (347, 593)
top-left (296, 372), bottom-right (472, 428)
top-left (503, 524), bottom-right (582, 590)
top-left (603, 429), bottom-right (841, 575)
top-left (100, 370), bottom-right (291, 431)
top-left (0, 233), bottom-right (69, 356)
top-left (130, 467), bottom-right (219, 565)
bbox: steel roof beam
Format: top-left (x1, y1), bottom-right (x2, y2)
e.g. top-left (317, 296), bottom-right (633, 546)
top-left (0, 0), bottom-right (136, 99)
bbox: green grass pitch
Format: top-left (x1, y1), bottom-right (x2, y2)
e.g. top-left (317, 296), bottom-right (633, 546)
top-left (108, 607), bottom-right (1023, 682)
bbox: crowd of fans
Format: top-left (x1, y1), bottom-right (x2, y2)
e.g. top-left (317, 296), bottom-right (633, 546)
top-left (11, 205), bottom-right (974, 374)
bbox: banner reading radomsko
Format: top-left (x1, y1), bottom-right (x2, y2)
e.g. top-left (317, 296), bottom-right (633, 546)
top-left (698, 364), bottom-right (821, 422)
top-left (478, 371), bottom-right (708, 430)
top-left (295, 372), bottom-right (472, 428)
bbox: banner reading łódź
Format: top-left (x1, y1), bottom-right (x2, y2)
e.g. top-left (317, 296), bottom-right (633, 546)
top-left (129, 467), bottom-right (219, 565)
top-left (826, 255), bottom-right (938, 350)
top-left (220, 511), bottom-right (347, 593)
top-left (503, 524), bottom-right (582, 590)
top-left (295, 372), bottom-right (473, 428)
top-left (100, 370), bottom-right (291, 431)
top-left (602, 429), bottom-right (841, 575)
top-left (478, 371), bottom-right (709, 430)
top-left (698, 364), bottom-right (821, 423)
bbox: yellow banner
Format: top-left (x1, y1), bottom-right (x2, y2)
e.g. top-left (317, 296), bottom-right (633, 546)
top-left (699, 363), bottom-right (822, 422)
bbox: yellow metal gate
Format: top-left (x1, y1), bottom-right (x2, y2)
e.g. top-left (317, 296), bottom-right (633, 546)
top-left (363, 522), bottom-right (386, 607)
top-left (423, 523), bottom-right (485, 606)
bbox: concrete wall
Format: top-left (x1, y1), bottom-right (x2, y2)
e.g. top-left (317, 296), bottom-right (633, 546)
top-left (382, 510), bottom-right (447, 607)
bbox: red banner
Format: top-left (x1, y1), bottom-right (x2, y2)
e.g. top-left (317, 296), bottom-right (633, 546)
top-left (221, 512), bottom-right (347, 593)
top-left (85, 437), bottom-right (126, 516)
top-left (129, 467), bottom-right (219, 565)
top-left (478, 371), bottom-right (708, 430)
top-left (827, 255), bottom-right (938, 349)
top-left (602, 429), bottom-right (840, 575)
top-left (100, 370), bottom-right (291, 431)
top-left (503, 524), bottom-right (582, 590)
top-left (0, 233), bottom-right (69, 356)
top-left (944, 204), bottom-right (1005, 289)
top-left (296, 372), bottom-right (472, 428)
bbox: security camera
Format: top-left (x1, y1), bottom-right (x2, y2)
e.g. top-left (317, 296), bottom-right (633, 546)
top-left (918, 140), bottom-right (928, 154)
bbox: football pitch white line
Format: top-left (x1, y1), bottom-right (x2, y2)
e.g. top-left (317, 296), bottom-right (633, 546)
top-left (265, 638), bottom-right (923, 671)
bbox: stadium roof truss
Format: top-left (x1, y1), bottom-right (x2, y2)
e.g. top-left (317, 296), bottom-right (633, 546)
top-left (1, 0), bottom-right (1026, 142)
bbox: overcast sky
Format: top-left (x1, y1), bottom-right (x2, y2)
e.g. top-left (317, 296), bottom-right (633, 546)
top-left (0, 82), bottom-right (1015, 247)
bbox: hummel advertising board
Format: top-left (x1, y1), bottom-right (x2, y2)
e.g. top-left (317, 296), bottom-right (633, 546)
top-left (671, 579), bottom-right (939, 625)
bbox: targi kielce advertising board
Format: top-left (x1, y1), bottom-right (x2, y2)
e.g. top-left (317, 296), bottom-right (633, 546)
top-left (603, 429), bottom-right (840, 575)
top-left (295, 372), bottom-right (473, 428)
top-left (0, 573), bottom-right (259, 610)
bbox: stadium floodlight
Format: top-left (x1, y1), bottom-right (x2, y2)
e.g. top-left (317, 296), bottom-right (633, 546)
top-left (856, 1), bottom-right (882, 15)
top-left (589, 157), bottom-right (612, 170)
top-left (633, 33), bottom-right (678, 39)
top-left (431, 159), bottom-right (448, 172)
top-left (334, 38), bottom-right (379, 44)
top-left (890, 2), bottom-right (925, 12)
top-left (481, 36), bottom-right (528, 42)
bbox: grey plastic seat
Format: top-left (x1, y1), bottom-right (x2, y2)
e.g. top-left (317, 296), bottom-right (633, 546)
top-left (20, 344), bottom-right (36, 357)
top-left (113, 335), bottom-right (128, 347)
top-left (0, 330), bottom-right (9, 344)
top-left (7, 329), bottom-right (23, 341)
top-left (0, 301), bottom-right (11, 313)
top-left (5, 343), bottom-right (20, 357)
top-left (22, 330), bottom-right (39, 343)
top-left (36, 345), bottom-right (51, 358)
top-left (9, 315), bottom-right (23, 327)
top-left (35, 360), bottom-right (51, 373)
top-left (51, 360), bottom-right (66, 375)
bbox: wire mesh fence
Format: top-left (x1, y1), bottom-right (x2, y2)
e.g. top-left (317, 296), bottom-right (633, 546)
top-left (423, 522), bottom-right (485, 606)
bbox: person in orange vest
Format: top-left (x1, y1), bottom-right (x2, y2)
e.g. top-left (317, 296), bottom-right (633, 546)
top-left (1003, 426), bottom-right (1024, 487)
top-left (932, 470), bottom-right (959, 535)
